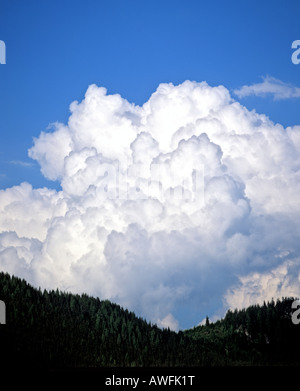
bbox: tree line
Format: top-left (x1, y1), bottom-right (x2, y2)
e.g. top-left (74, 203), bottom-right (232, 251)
top-left (0, 271), bottom-right (299, 368)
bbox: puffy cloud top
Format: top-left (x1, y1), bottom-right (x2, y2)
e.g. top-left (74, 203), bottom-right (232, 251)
top-left (1, 80), bottom-right (300, 329)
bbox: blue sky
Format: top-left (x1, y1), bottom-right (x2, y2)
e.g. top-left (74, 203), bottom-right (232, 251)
top-left (1, 0), bottom-right (299, 189)
top-left (1, 0), bottom-right (300, 330)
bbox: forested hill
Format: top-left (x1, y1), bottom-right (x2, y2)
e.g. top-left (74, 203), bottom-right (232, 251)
top-left (0, 271), bottom-right (300, 368)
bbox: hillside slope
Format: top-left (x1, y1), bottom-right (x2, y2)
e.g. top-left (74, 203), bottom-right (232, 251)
top-left (0, 272), bottom-right (299, 368)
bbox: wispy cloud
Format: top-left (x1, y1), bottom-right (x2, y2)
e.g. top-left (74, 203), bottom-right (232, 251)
top-left (9, 160), bottom-right (34, 168)
top-left (234, 76), bottom-right (300, 100)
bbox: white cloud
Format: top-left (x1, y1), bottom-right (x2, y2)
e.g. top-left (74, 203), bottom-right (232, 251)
top-left (28, 122), bottom-right (73, 181)
top-left (0, 182), bottom-right (67, 241)
top-left (157, 313), bottom-right (179, 331)
top-left (234, 76), bottom-right (300, 100)
top-left (224, 258), bottom-right (300, 311)
top-left (1, 80), bottom-right (300, 329)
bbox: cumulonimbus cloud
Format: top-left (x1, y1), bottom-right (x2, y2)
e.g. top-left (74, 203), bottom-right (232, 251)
top-left (234, 75), bottom-right (300, 100)
top-left (1, 80), bottom-right (300, 330)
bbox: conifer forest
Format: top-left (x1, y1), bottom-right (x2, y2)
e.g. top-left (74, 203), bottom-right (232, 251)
top-left (0, 272), bottom-right (299, 368)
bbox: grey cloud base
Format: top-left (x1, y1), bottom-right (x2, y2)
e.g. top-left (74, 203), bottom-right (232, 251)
top-left (1, 80), bottom-right (300, 329)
